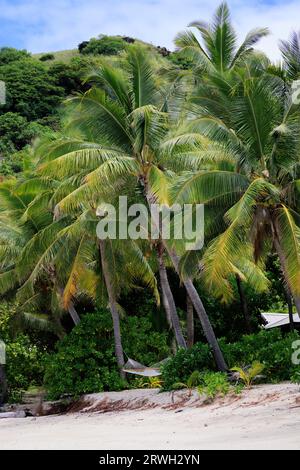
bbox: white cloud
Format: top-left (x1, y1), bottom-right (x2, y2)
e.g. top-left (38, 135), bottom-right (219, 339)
top-left (0, 0), bottom-right (299, 61)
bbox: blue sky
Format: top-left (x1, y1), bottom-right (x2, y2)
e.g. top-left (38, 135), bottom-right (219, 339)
top-left (0, 0), bottom-right (299, 61)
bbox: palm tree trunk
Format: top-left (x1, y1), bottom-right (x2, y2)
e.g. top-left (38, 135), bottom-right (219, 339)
top-left (99, 240), bottom-right (125, 378)
top-left (144, 184), bottom-right (227, 371)
top-left (285, 287), bottom-right (295, 332)
top-left (157, 245), bottom-right (187, 349)
top-left (159, 276), bottom-right (177, 354)
top-left (236, 274), bottom-right (252, 333)
top-left (68, 302), bottom-right (81, 326)
top-left (0, 364), bottom-right (7, 405)
top-left (161, 283), bottom-right (172, 328)
top-left (56, 285), bottom-right (81, 326)
top-left (171, 251), bottom-right (227, 372)
top-left (186, 295), bottom-right (194, 348)
top-left (272, 222), bottom-right (300, 318)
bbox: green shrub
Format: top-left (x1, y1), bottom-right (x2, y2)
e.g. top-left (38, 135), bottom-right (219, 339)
top-left (162, 329), bottom-right (300, 389)
top-left (168, 52), bottom-right (193, 70)
top-left (161, 342), bottom-right (213, 390)
top-left (0, 47), bottom-right (30, 65)
top-left (0, 301), bottom-right (45, 401)
top-left (122, 316), bottom-right (169, 366)
top-left (172, 370), bottom-right (203, 396)
top-left (44, 311), bottom-right (124, 399)
top-left (220, 329), bottom-right (300, 382)
top-left (39, 53), bottom-right (55, 62)
top-left (198, 372), bottom-right (231, 398)
top-left (0, 59), bottom-right (64, 121)
top-left (291, 370), bottom-right (300, 385)
top-left (131, 376), bottom-right (163, 389)
top-left (44, 309), bottom-right (169, 400)
top-left (6, 336), bottom-right (44, 393)
top-left (80, 36), bottom-right (126, 56)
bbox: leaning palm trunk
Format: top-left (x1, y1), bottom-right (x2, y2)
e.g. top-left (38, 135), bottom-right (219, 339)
top-left (186, 295), bottom-right (195, 348)
top-left (57, 286), bottom-right (81, 326)
top-left (272, 220), bottom-right (300, 317)
top-left (68, 301), bottom-right (81, 326)
top-left (235, 275), bottom-right (252, 333)
top-left (99, 240), bottom-right (125, 378)
top-left (157, 244), bottom-right (187, 349)
top-left (144, 185), bottom-right (227, 372)
top-left (168, 249), bottom-right (228, 371)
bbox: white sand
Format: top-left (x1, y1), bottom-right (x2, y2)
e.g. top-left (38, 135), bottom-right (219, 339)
top-left (1, 382), bottom-right (300, 450)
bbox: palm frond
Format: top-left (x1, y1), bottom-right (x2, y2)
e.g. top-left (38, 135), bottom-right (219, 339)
top-left (127, 45), bottom-right (158, 108)
top-left (275, 205), bottom-right (300, 296)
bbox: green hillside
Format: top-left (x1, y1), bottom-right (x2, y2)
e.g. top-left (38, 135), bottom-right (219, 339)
top-left (33, 49), bottom-right (80, 63)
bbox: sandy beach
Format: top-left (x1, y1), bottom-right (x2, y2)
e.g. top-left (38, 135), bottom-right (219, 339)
top-left (1, 382), bottom-right (300, 450)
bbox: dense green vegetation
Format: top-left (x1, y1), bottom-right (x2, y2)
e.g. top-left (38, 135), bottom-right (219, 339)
top-left (0, 301), bottom-right (46, 401)
top-left (161, 330), bottom-right (300, 390)
top-left (78, 35), bottom-right (128, 56)
top-left (44, 309), bottom-right (169, 399)
top-left (1, 2), bottom-right (300, 402)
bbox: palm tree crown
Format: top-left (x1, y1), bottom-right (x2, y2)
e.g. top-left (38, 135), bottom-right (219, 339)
top-left (175, 2), bottom-right (269, 73)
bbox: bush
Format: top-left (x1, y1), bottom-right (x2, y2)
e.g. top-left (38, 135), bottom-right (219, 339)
top-left (198, 372), bottom-right (232, 398)
top-left (291, 370), bottom-right (300, 385)
top-left (49, 62), bottom-right (87, 95)
top-left (0, 301), bottom-right (45, 400)
top-left (161, 342), bottom-right (213, 390)
top-left (39, 53), bottom-right (55, 62)
top-left (161, 329), bottom-right (300, 389)
top-left (122, 316), bottom-right (169, 366)
top-left (78, 41), bottom-right (89, 53)
top-left (0, 112), bottom-right (51, 161)
top-left (0, 59), bottom-right (64, 120)
top-left (220, 329), bottom-right (300, 382)
top-left (172, 370), bottom-right (202, 396)
top-left (168, 52), bottom-right (193, 70)
top-left (44, 309), bottom-right (169, 400)
top-left (6, 336), bottom-right (44, 393)
top-left (80, 35), bottom-right (126, 56)
top-left (44, 311), bottom-right (123, 399)
top-left (0, 47), bottom-right (30, 65)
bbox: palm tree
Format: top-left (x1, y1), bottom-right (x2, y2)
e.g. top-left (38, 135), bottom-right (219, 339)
top-left (175, 1), bottom-right (269, 73)
top-left (29, 212), bottom-right (158, 374)
top-left (174, 58), bottom-right (300, 312)
top-left (0, 176), bottom-right (82, 330)
top-left (37, 45), bottom-right (227, 370)
top-left (99, 239), bottom-right (124, 373)
top-left (0, 172), bottom-right (158, 374)
top-left (156, 242), bottom-right (186, 348)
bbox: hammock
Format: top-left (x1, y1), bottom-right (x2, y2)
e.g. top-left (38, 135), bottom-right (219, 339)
top-left (122, 357), bottom-right (168, 377)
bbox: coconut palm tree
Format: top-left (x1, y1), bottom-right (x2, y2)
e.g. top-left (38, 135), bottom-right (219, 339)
top-left (173, 59), bottom-right (300, 311)
top-left (37, 45), bottom-right (228, 370)
top-left (0, 173), bottom-right (158, 374)
top-left (0, 176), bottom-right (82, 330)
top-left (175, 1), bottom-right (269, 74)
